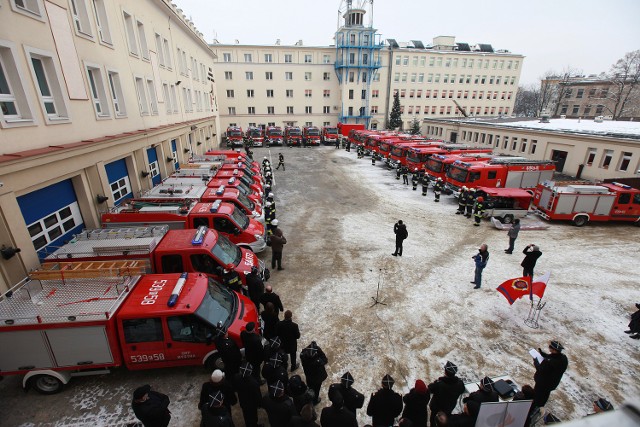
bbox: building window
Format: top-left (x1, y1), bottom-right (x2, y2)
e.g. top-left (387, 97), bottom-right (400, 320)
top-left (0, 43), bottom-right (33, 125)
top-left (163, 39), bottom-right (172, 69)
top-left (264, 53), bottom-right (272, 63)
top-left (371, 106), bottom-right (378, 114)
top-left (69, 0), bottom-right (93, 37)
top-left (267, 106), bottom-right (275, 115)
top-left (402, 73), bottom-right (407, 82)
top-left (90, 0), bottom-right (112, 44)
top-left (226, 89), bottom-right (234, 98)
top-left (284, 54), bottom-right (292, 63)
top-left (146, 79), bottom-right (157, 114)
top-left (123, 11), bottom-right (138, 55)
top-left (86, 65), bottom-right (110, 117)
top-left (244, 53), bottom-right (252, 62)
top-left (247, 89), bottom-right (254, 98)
top-left (266, 89), bottom-right (274, 97)
top-left (305, 106), bottom-right (312, 114)
top-left (305, 72), bottom-right (312, 81)
top-left (305, 89), bottom-right (312, 98)
top-left (585, 148), bottom-right (597, 165)
top-left (287, 106), bottom-right (293, 114)
top-left (323, 89), bottom-right (330, 98)
top-left (403, 56), bottom-right (409, 66)
top-left (286, 89), bottom-right (293, 97)
top-left (223, 53), bottom-right (231, 62)
top-left (162, 83), bottom-right (171, 114)
top-left (584, 106), bottom-right (591, 116)
top-left (228, 107), bottom-right (235, 115)
top-left (29, 52), bottom-right (69, 121)
top-left (245, 71), bottom-right (253, 80)
top-left (323, 72), bottom-right (330, 81)
top-left (323, 106), bottom-right (330, 114)
top-left (576, 89), bottom-right (584, 99)
top-left (349, 72), bottom-right (355, 82)
top-left (105, 70), bottom-right (125, 117)
top-left (372, 90), bottom-right (379, 98)
top-left (304, 54), bottom-right (312, 63)
top-left (572, 105), bottom-right (579, 115)
top-left (349, 89), bottom-right (354, 100)
top-left (601, 149), bottom-right (613, 169)
top-left (618, 152), bottom-right (632, 171)
top-left (27, 202), bottom-right (82, 251)
top-left (136, 20), bottom-right (149, 60)
top-left (394, 72), bottom-right (400, 82)
top-left (134, 77), bottom-right (148, 115)
top-left (349, 53), bottom-right (355, 64)
top-left (560, 105), bottom-right (568, 115)
top-left (323, 54), bottom-right (331, 64)
top-left (248, 106), bottom-right (255, 115)
top-left (170, 84), bottom-right (178, 113)
top-left (595, 105), bottom-right (604, 115)
top-left (350, 34), bottom-right (356, 44)
top-left (362, 89), bottom-right (366, 99)
top-left (285, 72), bottom-right (293, 80)
top-left (265, 71), bottom-right (273, 80)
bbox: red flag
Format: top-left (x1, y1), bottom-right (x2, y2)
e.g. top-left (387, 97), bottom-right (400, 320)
top-left (531, 271), bottom-right (550, 299)
top-left (496, 277), bottom-right (531, 305)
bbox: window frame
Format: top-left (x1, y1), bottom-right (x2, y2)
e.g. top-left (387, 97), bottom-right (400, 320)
top-left (0, 40), bottom-right (36, 128)
top-left (10, 0), bottom-right (45, 21)
top-left (25, 46), bottom-right (70, 124)
top-left (84, 62), bottom-right (111, 119)
top-left (69, 0), bottom-right (93, 39)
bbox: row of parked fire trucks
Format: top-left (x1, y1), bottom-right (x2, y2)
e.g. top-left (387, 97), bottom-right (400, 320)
top-left (347, 128), bottom-right (640, 227)
top-left (224, 125), bottom-right (347, 148)
top-left (0, 150), bottom-right (274, 394)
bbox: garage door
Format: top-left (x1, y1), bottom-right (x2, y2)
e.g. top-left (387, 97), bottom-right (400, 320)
top-left (146, 147), bottom-right (162, 186)
top-left (105, 159), bottom-right (132, 205)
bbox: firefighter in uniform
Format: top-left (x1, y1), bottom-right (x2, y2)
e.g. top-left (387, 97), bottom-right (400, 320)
top-left (262, 157), bottom-right (270, 171)
top-left (265, 201), bottom-right (276, 236)
top-left (335, 138), bottom-right (340, 149)
top-left (276, 153), bottom-right (285, 171)
top-left (465, 188), bottom-right (476, 218)
top-left (266, 193), bottom-right (276, 215)
top-left (222, 266), bottom-right (244, 294)
top-left (371, 152), bottom-right (376, 166)
top-left (357, 145), bottom-right (364, 159)
top-left (265, 171), bottom-right (273, 187)
top-left (421, 174), bottom-right (430, 196)
top-left (401, 166), bottom-right (409, 185)
top-left (457, 186), bottom-right (469, 214)
top-left (411, 169), bottom-right (420, 191)
top-left (433, 177), bottom-right (444, 202)
top-left (473, 196), bottom-right (486, 226)
top-left (396, 163), bottom-right (402, 180)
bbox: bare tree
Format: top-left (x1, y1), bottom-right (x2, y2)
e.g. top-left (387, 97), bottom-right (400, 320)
top-left (551, 67), bottom-right (583, 117)
top-left (513, 85), bottom-right (539, 117)
top-left (606, 50), bottom-right (640, 120)
top-left (536, 71), bottom-right (559, 116)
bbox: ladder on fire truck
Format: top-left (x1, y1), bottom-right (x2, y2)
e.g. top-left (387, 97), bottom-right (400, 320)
top-left (31, 260), bottom-right (151, 280)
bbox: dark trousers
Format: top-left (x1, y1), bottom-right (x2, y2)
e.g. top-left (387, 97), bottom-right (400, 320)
top-left (533, 385), bottom-right (552, 408)
top-left (523, 267), bottom-right (534, 278)
top-left (308, 380), bottom-right (322, 404)
top-left (474, 266), bottom-right (485, 286)
top-left (288, 350), bottom-right (297, 368)
top-left (507, 237), bottom-right (517, 252)
top-left (394, 240), bottom-right (404, 256)
top-left (403, 175), bottom-right (409, 184)
top-left (276, 161), bottom-right (285, 170)
top-left (241, 405), bottom-right (259, 427)
top-left (466, 205), bottom-right (473, 216)
top-left (271, 250), bottom-right (283, 269)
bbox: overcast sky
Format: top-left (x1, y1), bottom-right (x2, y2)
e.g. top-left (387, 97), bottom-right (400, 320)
top-left (174, 0), bottom-right (640, 86)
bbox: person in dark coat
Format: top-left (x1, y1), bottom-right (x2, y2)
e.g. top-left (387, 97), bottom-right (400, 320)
top-left (464, 189), bottom-right (475, 218)
top-left (421, 174), bottom-right (430, 196)
top-left (505, 219), bottom-right (521, 254)
top-left (270, 220), bottom-right (287, 270)
top-left (320, 390), bottom-right (358, 427)
top-left (131, 384), bottom-right (171, 427)
top-left (328, 372), bottom-right (365, 417)
top-left (521, 244), bottom-right (542, 278)
top-left (260, 285), bottom-right (284, 315)
top-left (240, 322), bottom-right (264, 382)
top-left (232, 362), bottom-right (262, 427)
top-left (289, 402), bottom-right (320, 427)
top-left (402, 166), bottom-right (409, 185)
top-left (199, 370), bottom-right (238, 414)
top-left (401, 379), bottom-right (430, 427)
top-left (392, 220), bottom-right (408, 257)
top-left (300, 341), bottom-right (329, 405)
top-left (213, 329), bottom-right (242, 376)
top-left (463, 376), bottom-right (499, 405)
top-left (245, 266), bottom-right (265, 309)
top-left (261, 302), bottom-right (280, 340)
top-left (433, 178), bottom-right (444, 202)
top-left (277, 310), bottom-right (301, 371)
top-left (533, 340), bottom-right (568, 408)
top-left (262, 380), bottom-right (297, 427)
top-left (276, 153), bottom-right (286, 171)
top-left (262, 339), bottom-right (289, 387)
top-left (289, 375), bottom-right (316, 415)
top-left (366, 374), bottom-right (403, 427)
top-left (625, 302), bottom-right (640, 339)
top-left (471, 244), bottom-right (489, 289)
top-left (201, 390), bottom-right (235, 427)
top-left (427, 361), bottom-right (465, 427)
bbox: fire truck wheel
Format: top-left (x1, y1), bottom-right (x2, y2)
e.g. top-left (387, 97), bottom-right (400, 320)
top-left (205, 354), bottom-right (224, 371)
top-left (573, 215), bottom-right (589, 227)
top-left (31, 375), bottom-right (63, 394)
top-left (502, 215), bottom-right (514, 224)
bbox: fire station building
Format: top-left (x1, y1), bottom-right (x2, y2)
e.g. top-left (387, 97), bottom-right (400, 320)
top-left (0, 0), bottom-right (220, 292)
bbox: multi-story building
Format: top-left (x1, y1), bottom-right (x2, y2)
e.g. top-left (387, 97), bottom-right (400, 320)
top-left (0, 0), bottom-right (220, 291)
top-left (211, 4), bottom-right (523, 133)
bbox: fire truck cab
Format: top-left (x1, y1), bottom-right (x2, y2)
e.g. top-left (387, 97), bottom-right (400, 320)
top-left (422, 153), bottom-right (495, 182)
top-left (245, 126), bottom-right (265, 147)
top-left (201, 186), bottom-right (264, 224)
top-left (303, 126), bottom-right (321, 146)
top-left (225, 127), bottom-right (244, 148)
top-left (0, 269), bottom-right (258, 394)
top-left (265, 126), bottom-right (284, 147)
top-left (321, 126), bottom-right (339, 145)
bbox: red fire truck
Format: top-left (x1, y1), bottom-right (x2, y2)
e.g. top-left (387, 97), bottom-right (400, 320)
top-left (224, 127), bottom-right (244, 148)
top-left (421, 153), bottom-right (496, 181)
top-left (283, 126), bottom-right (301, 146)
top-left (349, 129), bottom-right (377, 149)
top-left (303, 126), bottom-right (321, 146)
top-left (336, 123), bottom-right (365, 146)
top-left (387, 140), bottom-right (436, 168)
top-left (445, 158), bottom-right (555, 196)
top-left (533, 181), bottom-right (640, 226)
top-left (214, 169), bottom-right (264, 194)
top-left (0, 267), bottom-right (258, 394)
top-left (265, 126), bottom-right (284, 147)
top-left (206, 178), bottom-right (262, 205)
top-left (245, 126), bottom-right (265, 147)
top-left (474, 187), bottom-right (534, 224)
top-left (321, 126), bottom-right (339, 145)
top-left (406, 146), bottom-right (494, 175)
top-left (200, 186), bottom-right (264, 224)
top-left (102, 199), bottom-right (267, 253)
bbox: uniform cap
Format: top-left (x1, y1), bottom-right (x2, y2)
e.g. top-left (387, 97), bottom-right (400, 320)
top-left (264, 156), bottom-right (268, 160)
top-left (245, 322), bottom-right (255, 332)
top-left (480, 376), bottom-right (494, 392)
top-left (208, 390), bottom-right (224, 408)
top-left (269, 352), bottom-right (283, 367)
top-left (330, 389), bottom-right (344, 406)
top-left (382, 374), bottom-right (395, 389)
top-left (239, 361), bottom-right (253, 378)
top-left (445, 361), bottom-right (458, 375)
top-left (272, 219), bottom-right (279, 226)
top-left (341, 372), bottom-right (354, 388)
top-left (595, 398), bottom-right (613, 411)
top-left (210, 369), bottom-right (225, 383)
top-left (549, 341), bottom-right (564, 352)
top-left (269, 336), bottom-right (282, 349)
top-left (269, 380), bottom-right (285, 398)
top-left (133, 384), bottom-right (151, 400)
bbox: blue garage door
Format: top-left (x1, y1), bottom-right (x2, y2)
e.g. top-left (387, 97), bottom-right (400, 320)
top-left (18, 179), bottom-right (85, 260)
top-left (105, 159), bottom-right (132, 205)
top-left (171, 139), bottom-right (179, 170)
top-left (147, 147), bottom-right (161, 186)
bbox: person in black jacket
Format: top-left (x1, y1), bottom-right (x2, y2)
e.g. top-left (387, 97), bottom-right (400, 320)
top-left (392, 220), bottom-right (408, 257)
top-left (532, 340), bottom-right (568, 408)
top-left (131, 384), bottom-right (171, 427)
top-left (521, 244), bottom-right (542, 278)
top-left (201, 390), bottom-right (235, 427)
top-left (366, 374), bottom-right (403, 427)
top-left (289, 403), bottom-right (320, 427)
top-left (221, 267), bottom-right (243, 294)
top-left (245, 266), bottom-right (265, 310)
top-left (463, 376), bottom-right (498, 405)
top-left (401, 379), bottom-right (430, 427)
top-left (625, 302), bottom-right (640, 339)
top-left (198, 370), bottom-right (238, 414)
top-left (232, 362), bottom-right (262, 427)
top-left (320, 390), bottom-right (358, 427)
top-left (260, 285), bottom-right (284, 315)
top-left (262, 380), bottom-right (297, 427)
top-left (261, 342), bottom-right (289, 388)
top-left (300, 341), bottom-right (329, 405)
top-left (328, 372), bottom-right (365, 417)
top-left (277, 310), bottom-right (301, 371)
top-left (261, 302), bottom-right (280, 340)
top-left (241, 322), bottom-right (264, 382)
top-left (214, 329), bottom-right (242, 376)
top-left (288, 375), bottom-right (316, 415)
top-left (427, 361), bottom-right (465, 427)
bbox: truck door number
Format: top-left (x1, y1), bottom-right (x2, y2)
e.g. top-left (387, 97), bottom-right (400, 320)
top-left (130, 353), bottom-right (165, 363)
top-left (525, 166), bottom-right (540, 171)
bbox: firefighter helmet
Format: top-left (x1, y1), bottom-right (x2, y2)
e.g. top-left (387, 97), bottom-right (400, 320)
top-left (265, 201), bottom-right (272, 207)
top-left (272, 219), bottom-right (279, 226)
top-left (437, 177), bottom-right (443, 182)
top-left (264, 156), bottom-right (268, 160)
top-left (414, 168), bottom-right (418, 172)
top-left (268, 192), bottom-right (274, 198)
top-left (477, 196), bottom-right (484, 202)
top-left (462, 186), bottom-right (468, 191)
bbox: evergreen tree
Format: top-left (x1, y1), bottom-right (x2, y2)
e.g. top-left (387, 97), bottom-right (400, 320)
top-left (388, 91), bottom-right (402, 129)
top-left (409, 117), bottom-right (421, 135)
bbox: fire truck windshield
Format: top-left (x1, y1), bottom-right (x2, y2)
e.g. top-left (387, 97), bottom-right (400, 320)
top-left (289, 129), bottom-right (301, 136)
top-left (426, 158), bottom-right (443, 173)
top-left (249, 130), bottom-right (262, 137)
top-left (228, 131), bottom-right (242, 137)
top-left (391, 147), bottom-right (404, 156)
top-left (406, 151), bottom-right (421, 163)
top-left (325, 128), bottom-right (338, 133)
top-left (307, 129), bottom-right (320, 136)
top-left (447, 166), bottom-right (469, 182)
top-left (379, 143), bottom-right (391, 153)
top-left (211, 234), bottom-right (242, 266)
top-left (230, 206), bottom-right (250, 229)
top-left (269, 130), bottom-right (283, 136)
top-left (237, 193), bottom-right (255, 211)
top-left (195, 278), bottom-right (236, 329)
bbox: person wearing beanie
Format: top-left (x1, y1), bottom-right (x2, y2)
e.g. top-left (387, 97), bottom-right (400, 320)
top-left (328, 372), bottom-right (365, 417)
top-left (366, 374), bottom-right (403, 427)
top-left (436, 400), bottom-right (480, 427)
top-left (401, 379), bottom-right (430, 427)
top-left (463, 376), bottom-right (499, 405)
top-left (288, 375), bottom-right (316, 415)
top-left (198, 369), bottom-right (237, 413)
top-left (320, 390), bottom-right (358, 427)
top-left (200, 390), bottom-right (234, 427)
top-left (427, 362), bottom-right (465, 427)
top-left (262, 380), bottom-right (296, 427)
top-left (532, 340), bottom-right (569, 408)
top-left (231, 362), bottom-right (262, 427)
top-left (300, 341), bottom-right (329, 405)
top-left (241, 322), bottom-right (265, 383)
top-left (277, 309), bottom-right (301, 371)
top-left (521, 244), bottom-right (542, 278)
top-left (131, 384), bottom-right (171, 427)
top-left (289, 403), bottom-right (320, 427)
top-left (213, 328), bottom-right (242, 376)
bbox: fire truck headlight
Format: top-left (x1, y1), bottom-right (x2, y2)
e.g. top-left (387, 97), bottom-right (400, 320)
top-left (253, 211), bottom-right (259, 217)
top-left (255, 234), bottom-right (263, 241)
